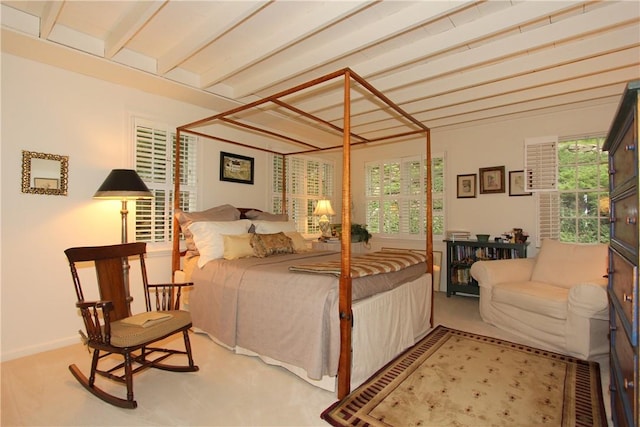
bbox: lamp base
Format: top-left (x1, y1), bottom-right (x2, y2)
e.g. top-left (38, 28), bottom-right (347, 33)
top-left (319, 219), bottom-right (332, 238)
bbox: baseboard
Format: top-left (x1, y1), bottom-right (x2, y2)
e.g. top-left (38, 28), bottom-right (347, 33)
top-left (1, 335), bottom-right (80, 362)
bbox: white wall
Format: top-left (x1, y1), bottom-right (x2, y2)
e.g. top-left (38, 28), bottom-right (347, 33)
top-left (0, 52), bottom-right (622, 361)
top-left (0, 53), bottom-right (272, 361)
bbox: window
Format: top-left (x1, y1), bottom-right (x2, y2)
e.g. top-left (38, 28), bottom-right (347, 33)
top-left (134, 118), bottom-right (198, 244)
top-left (271, 154), bottom-right (334, 234)
top-left (557, 136), bottom-right (609, 243)
top-left (365, 154), bottom-right (445, 238)
top-left (537, 136), bottom-right (609, 244)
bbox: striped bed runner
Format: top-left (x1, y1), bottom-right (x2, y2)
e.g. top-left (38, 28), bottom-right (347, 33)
top-left (289, 250), bottom-right (426, 278)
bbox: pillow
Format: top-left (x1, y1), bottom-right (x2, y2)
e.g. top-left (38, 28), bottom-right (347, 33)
top-left (250, 232), bottom-right (294, 258)
top-left (285, 231), bottom-right (309, 253)
top-left (188, 219), bottom-right (251, 267)
top-left (245, 210), bottom-right (289, 222)
top-left (252, 220), bottom-right (297, 234)
top-left (530, 239), bottom-right (608, 288)
top-left (223, 233), bottom-right (254, 260)
top-left (175, 204), bottom-right (241, 258)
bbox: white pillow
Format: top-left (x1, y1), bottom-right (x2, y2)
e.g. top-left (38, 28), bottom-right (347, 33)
top-left (252, 220), bottom-right (297, 234)
top-left (188, 219), bottom-right (251, 267)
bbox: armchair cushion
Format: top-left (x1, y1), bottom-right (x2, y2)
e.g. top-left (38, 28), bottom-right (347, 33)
top-left (530, 239), bottom-right (608, 288)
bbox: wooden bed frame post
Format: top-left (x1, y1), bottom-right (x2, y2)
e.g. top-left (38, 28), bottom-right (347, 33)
top-left (426, 130), bottom-right (434, 326)
top-left (338, 70), bottom-right (353, 399)
top-left (171, 128), bottom-right (182, 278)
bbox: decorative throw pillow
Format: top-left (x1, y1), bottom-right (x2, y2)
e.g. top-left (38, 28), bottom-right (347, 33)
top-left (250, 232), bottom-right (294, 258)
top-left (244, 210), bottom-right (289, 222)
top-left (285, 231), bottom-right (310, 253)
top-left (175, 204), bottom-right (241, 258)
top-left (223, 233), bottom-right (254, 260)
top-left (252, 220), bottom-right (297, 234)
top-left (188, 219), bottom-right (251, 267)
top-left (530, 239), bottom-right (608, 288)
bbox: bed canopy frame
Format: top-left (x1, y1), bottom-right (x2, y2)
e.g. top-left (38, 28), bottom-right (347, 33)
top-left (172, 67), bottom-right (433, 398)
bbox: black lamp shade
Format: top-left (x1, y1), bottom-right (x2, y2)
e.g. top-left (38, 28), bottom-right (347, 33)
top-left (94, 169), bottom-right (153, 199)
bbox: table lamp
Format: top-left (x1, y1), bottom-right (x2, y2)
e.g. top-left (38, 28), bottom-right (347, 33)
top-left (313, 199), bottom-right (335, 238)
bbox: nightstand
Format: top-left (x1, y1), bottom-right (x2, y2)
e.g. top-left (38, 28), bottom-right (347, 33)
top-left (312, 240), bottom-right (366, 253)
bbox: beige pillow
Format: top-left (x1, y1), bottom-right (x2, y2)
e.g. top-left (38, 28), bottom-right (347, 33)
top-left (175, 205), bottom-right (240, 258)
top-left (250, 232), bottom-right (294, 258)
top-left (252, 220), bottom-right (297, 234)
top-left (285, 231), bottom-right (309, 253)
top-left (530, 239), bottom-right (608, 288)
top-left (223, 233), bottom-right (254, 260)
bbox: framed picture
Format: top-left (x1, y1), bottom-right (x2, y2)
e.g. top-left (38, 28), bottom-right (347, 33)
top-left (33, 177), bottom-right (60, 190)
top-left (220, 151), bottom-right (254, 184)
top-left (479, 166), bottom-right (505, 194)
top-left (457, 174), bottom-right (476, 198)
top-left (509, 170), bottom-right (532, 196)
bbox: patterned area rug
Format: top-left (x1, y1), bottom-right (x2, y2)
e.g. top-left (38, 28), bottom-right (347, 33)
top-left (321, 325), bottom-right (606, 427)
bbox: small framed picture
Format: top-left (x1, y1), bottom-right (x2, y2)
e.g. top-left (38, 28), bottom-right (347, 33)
top-left (457, 174), bottom-right (476, 198)
top-left (220, 151), bottom-right (254, 184)
top-left (509, 170), bottom-right (532, 196)
top-left (479, 166), bottom-right (505, 194)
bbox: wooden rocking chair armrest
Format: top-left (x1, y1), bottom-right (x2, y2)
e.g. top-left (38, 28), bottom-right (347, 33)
top-left (76, 300), bottom-right (114, 311)
top-left (75, 300), bottom-right (114, 345)
top-left (147, 282), bottom-right (194, 289)
top-left (147, 283), bottom-right (193, 311)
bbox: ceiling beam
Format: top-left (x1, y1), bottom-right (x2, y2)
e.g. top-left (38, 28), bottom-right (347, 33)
top-left (104, 1), bottom-right (167, 59)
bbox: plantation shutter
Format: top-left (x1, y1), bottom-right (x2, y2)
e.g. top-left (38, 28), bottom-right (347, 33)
top-left (365, 163), bottom-right (381, 233)
top-left (134, 118), bottom-right (197, 243)
top-left (524, 136), bottom-right (558, 191)
top-left (536, 192), bottom-right (560, 247)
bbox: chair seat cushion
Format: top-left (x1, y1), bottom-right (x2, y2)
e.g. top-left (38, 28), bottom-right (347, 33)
top-left (492, 281), bottom-right (569, 320)
top-left (110, 310), bottom-right (192, 348)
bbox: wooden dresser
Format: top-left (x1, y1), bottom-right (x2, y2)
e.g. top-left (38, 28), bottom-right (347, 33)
top-left (603, 80), bottom-right (639, 427)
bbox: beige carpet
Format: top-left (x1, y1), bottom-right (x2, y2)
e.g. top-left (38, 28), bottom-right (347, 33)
top-left (321, 325), bottom-right (607, 426)
top-left (1, 292), bottom-right (612, 426)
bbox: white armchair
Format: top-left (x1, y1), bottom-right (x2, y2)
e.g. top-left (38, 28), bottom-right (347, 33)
top-left (470, 239), bottom-right (609, 360)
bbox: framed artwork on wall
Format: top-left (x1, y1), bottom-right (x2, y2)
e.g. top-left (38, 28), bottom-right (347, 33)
top-left (220, 151), bottom-right (254, 184)
top-left (457, 174), bottom-right (476, 198)
top-left (509, 170), bottom-right (532, 196)
top-left (479, 166), bottom-right (505, 194)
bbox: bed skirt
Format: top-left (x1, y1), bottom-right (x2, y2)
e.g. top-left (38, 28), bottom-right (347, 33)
top-left (189, 272), bottom-right (432, 392)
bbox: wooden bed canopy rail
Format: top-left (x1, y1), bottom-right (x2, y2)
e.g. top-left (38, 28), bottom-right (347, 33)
top-left (172, 67), bottom-right (433, 398)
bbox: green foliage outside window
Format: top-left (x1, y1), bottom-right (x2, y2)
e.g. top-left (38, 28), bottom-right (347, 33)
top-left (557, 137), bottom-right (609, 243)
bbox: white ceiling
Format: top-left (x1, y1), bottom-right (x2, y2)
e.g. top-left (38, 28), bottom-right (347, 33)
top-left (2, 0), bottom-right (639, 146)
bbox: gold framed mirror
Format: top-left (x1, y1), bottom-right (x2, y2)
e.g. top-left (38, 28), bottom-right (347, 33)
top-left (22, 150), bottom-right (69, 196)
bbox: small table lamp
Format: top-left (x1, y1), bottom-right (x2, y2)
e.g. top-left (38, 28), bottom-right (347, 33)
top-left (314, 199), bottom-right (335, 238)
top-left (94, 169), bottom-right (153, 244)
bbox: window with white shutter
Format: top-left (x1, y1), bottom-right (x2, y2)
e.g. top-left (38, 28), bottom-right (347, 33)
top-left (535, 136), bottom-right (608, 246)
top-left (134, 118), bottom-right (197, 244)
top-left (271, 154), bottom-right (334, 234)
top-left (525, 136), bottom-right (558, 191)
top-left (365, 153), bottom-right (445, 239)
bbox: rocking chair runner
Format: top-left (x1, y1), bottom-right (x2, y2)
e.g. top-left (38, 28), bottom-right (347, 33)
top-left (64, 242), bottom-right (198, 409)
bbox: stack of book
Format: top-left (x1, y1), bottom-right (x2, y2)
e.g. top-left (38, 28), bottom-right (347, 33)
top-left (446, 230), bottom-right (470, 241)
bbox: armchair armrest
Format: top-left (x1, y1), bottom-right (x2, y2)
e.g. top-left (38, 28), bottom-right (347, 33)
top-left (568, 281), bottom-right (608, 320)
top-left (146, 282), bottom-right (194, 311)
top-left (470, 258), bottom-right (536, 289)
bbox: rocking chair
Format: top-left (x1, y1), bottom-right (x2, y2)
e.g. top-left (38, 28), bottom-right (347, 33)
top-left (64, 242), bottom-right (198, 409)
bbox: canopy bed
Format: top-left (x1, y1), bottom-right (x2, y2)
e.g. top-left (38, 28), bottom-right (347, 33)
top-left (171, 68), bottom-right (433, 398)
